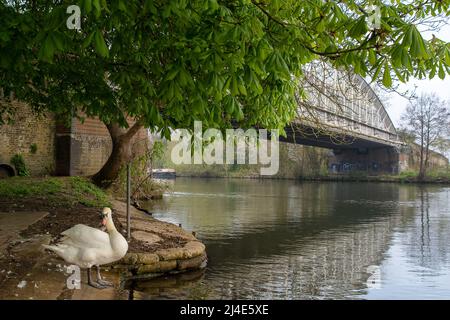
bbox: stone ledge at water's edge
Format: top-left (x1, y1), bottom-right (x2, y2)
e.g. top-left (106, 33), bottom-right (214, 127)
top-left (110, 200), bottom-right (207, 280)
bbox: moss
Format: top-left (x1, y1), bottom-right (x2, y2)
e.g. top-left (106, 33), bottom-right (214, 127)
top-left (0, 176), bottom-right (110, 208)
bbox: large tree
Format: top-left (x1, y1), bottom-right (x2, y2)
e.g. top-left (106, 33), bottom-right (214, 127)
top-left (1, 0), bottom-right (450, 187)
top-left (401, 93), bottom-right (450, 179)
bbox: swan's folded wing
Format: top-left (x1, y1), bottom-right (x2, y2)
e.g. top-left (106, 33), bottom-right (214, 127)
top-left (60, 224), bottom-right (110, 249)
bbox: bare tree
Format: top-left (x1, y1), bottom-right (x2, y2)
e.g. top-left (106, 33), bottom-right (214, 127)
top-left (400, 93), bottom-right (450, 179)
top-left (434, 137), bottom-right (450, 160)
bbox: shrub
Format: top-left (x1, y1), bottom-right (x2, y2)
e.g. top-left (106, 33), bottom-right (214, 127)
top-left (10, 154), bottom-right (30, 176)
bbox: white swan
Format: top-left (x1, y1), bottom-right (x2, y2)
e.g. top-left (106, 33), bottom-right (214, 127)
top-left (43, 207), bottom-right (128, 289)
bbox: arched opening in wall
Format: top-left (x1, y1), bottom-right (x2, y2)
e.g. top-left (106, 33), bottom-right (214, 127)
top-left (0, 164), bottom-right (16, 178)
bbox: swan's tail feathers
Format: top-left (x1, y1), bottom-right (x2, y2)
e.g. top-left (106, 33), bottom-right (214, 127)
top-left (42, 244), bottom-right (65, 256)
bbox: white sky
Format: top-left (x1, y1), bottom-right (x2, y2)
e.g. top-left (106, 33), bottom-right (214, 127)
top-left (384, 23), bottom-right (450, 126)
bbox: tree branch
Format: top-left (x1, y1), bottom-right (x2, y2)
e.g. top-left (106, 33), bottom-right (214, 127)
top-left (124, 119), bottom-right (144, 140)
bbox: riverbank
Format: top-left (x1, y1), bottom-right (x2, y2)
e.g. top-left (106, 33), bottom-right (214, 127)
top-left (0, 176), bottom-right (206, 300)
top-left (295, 172), bottom-right (450, 184)
top-left (175, 171), bottom-right (450, 184)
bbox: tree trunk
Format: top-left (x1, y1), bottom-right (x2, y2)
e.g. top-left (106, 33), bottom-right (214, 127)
top-left (418, 120), bottom-right (425, 181)
top-left (92, 121), bottom-right (143, 188)
top-left (423, 145), bottom-right (430, 178)
top-left (422, 115), bottom-right (431, 179)
top-left (418, 145), bottom-right (425, 180)
top-left (420, 117), bottom-right (432, 180)
top-left (423, 129), bottom-right (431, 180)
top-left (418, 155), bottom-right (425, 180)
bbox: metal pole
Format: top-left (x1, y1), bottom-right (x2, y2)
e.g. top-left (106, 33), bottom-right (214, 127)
top-left (126, 163), bottom-right (131, 241)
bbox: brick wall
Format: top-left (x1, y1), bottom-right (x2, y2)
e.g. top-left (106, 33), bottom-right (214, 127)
top-left (1, 101), bottom-right (149, 177)
top-left (401, 144), bottom-right (449, 171)
top-left (69, 117), bottom-right (149, 176)
top-left (0, 101), bottom-right (55, 175)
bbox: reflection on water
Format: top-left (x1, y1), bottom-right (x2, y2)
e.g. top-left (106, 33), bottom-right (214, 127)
top-left (134, 178), bottom-right (450, 299)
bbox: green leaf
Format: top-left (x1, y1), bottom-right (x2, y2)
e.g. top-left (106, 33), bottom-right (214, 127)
top-left (165, 67), bottom-right (179, 81)
top-left (409, 26), bottom-right (429, 59)
top-left (390, 46), bottom-right (403, 69)
top-left (368, 50), bottom-right (376, 65)
top-left (316, 19), bottom-right (326, 33)
top-left (445, 49), bottom-right (450, 65)
top-left (82, 32), bottom-right (95, 49)
top-left (84, 0), bottom-right (92, 14)
top-left (238, 82), bottom-right (247, 96)
top-left (371, 61), bottom-right (383, 82)
top-left (100, 0), bottom-right (108, 10)
top-left (438, 63), bottom-right (445, 80)
top-left (93, 0), bottom-right (101, 17)
top-left (51, 33), bottom-right (64, 51)
top-left (429, 66), bottom-right (436, 79)
top-left (208, 0), bottom-right (219, 11)
top-left (401, 25), bottom-right (413, 48)
top-left (94, 31), bottom-right (109, 57)
top-left (401, 48), bottom-right (413, 72)
top-left (224, 96), bottom-right (235, 114)
top-left (382, 63), bottom-right (392, 87)
top-left (144, 0), bottom-right (157, 14)
top-left (118, 0), bottom-right (127, 12)
top-left (271, 51), bottom-right (290, 80)
top-left (393, 67), bottom-right (405, 83)
top-left (231, 76), bottom-right (239, 96)
top-left (38, 35), bottom-right (55, 62)
top-left (235, 105), bottom-right (244, 121)
top-left (349, 17), bottom-right (368, 38)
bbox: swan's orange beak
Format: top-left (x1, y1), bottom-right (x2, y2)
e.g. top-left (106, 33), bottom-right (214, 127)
top-left (99, 211), bottom-right (108, 230)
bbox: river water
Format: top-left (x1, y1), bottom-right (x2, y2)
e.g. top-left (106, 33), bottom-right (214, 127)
top-left (134, 178), bottom-right (450, 300)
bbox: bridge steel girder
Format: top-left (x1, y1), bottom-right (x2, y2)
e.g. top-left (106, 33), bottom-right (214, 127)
top-left (281, 124), bottom-right (402, 150)
top-left (295, 63), bottom-right (400, 149)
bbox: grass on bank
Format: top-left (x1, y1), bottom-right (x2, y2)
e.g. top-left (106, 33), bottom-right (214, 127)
top-left (362, 169), bottom-right (449, 183)
top-left (392, 169), bottom-right (450, 182)
top-left (424, 169), bottom-right (450, 180)
top-left (0, 176), bottom-right (111, 208)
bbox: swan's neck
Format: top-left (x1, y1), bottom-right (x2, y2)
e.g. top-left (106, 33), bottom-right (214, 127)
top-left (105, 218), bottom-right (127, 255)
top-left (105, 218), bottom-right (117, 233)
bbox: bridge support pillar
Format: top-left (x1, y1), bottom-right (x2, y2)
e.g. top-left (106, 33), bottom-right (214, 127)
top-left (328, 146), bottom-right (400, 175)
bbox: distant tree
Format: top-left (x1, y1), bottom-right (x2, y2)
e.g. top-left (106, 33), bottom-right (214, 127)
top-left (400, 93), bottom-right (450, 179)
top-left (1, 1), bottom-right (450, 187)
top-left (397, 127), bottom-right (416, 144)
top-left (434, 137), bottom-right (450, 160)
